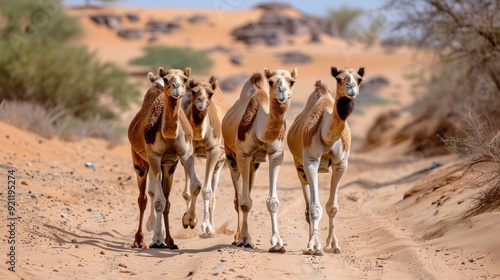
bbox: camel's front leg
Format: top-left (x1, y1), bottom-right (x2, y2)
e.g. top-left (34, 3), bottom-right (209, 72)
top-left (303, 155), bottom-right (323, 256)
top-left (146, 153), bottom-right (167, 248)
top-left (200, 147), bottom-right (219, 238)
top-left (267, 150), bottom-right (286, 253)
top-left (162, 162), bottom-right (179, 249)
top-left (324, 160), bottom-right (347, 254)
top-left (180, 154), bottom-right (202, 229)
top-left (210, 153), bottom-right (225, 229)
top-left (235, 152), bottom-right (254, 248)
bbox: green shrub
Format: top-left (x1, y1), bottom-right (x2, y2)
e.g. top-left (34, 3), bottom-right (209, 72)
top-left (0, 0), bottom-right (140, 141)
top-left (130, 46), bottom-right (214, 74)
top-left (0, 40), bottom-right (139, 120)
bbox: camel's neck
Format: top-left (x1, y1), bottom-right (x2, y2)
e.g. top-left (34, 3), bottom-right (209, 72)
top-left (190, 106), bottom-right (207, 140)
top-left (161, 94), bottom-right (183, 139)
top-left (260, 98), bottom-right (289, 143)
top-left (323, 96), bottom-right (354, 146)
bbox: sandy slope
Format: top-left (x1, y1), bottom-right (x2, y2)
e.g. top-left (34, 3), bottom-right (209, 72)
top-left (1, 121), bottom-right (498, 280)
top-left (1, 6), bottom-right (499, 280)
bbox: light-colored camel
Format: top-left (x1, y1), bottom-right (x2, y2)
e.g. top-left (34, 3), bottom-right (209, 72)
top-left (183, 76), bottom-right (230, 238)
top-left (221, 68), bottom-right (297, 252)
top-left (128, 67), bottom-right (202, 249)
top-left (287, 66), bottom-right (364, 256)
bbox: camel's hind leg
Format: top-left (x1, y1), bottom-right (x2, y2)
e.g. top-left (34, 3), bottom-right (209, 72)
top-left (201, 150), bottom-right (226, 238)
top-left (182, 167), bottom-right (191, 217)
top-left (161, 162), bottom-right (179, 250)
top-left (225, 148), bottom-right (242, 245)
top-left (200, 147), bottom-right (220, 238)
top-left (131, 149), bottom-right (148, 248)
top-left (324, 160), bottom-right (347, 254)
top-left (181, 154), bottom-right (202, 229)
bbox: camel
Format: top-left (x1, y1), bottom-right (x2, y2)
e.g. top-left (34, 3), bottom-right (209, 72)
top-left (221, 68), bottom-right (297, 253)
top-left (183, 76), bottom-right (230, 238)
top-left (287, 66), bottom-right (364, 256)
top-left (128, 67), bottom-right (202, 249)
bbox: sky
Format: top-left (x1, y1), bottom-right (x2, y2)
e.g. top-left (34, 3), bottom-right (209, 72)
top-left (64, 0), bottom-right (386, 17)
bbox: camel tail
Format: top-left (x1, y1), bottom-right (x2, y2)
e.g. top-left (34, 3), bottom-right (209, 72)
top-left (249, 72), bottom-right (264, 89)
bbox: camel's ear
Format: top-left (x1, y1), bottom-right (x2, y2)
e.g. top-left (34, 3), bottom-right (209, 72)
top-left (147, 72), bottom-right (155, 83)
top-left (358, 67), bottom-right (365, 77)
top-left (209, 76), bottom-right (219, 91)
top-left (331, 67), bottom-right (341, 84)
top-left (158, 67), bottom-right (166, 77)
top-left (188, 78), bottom-right (196, 90)
top-left (291, 68), bottom-right (298, 78)
top-left (264, 68), bottom-right (272, 79)
top-left (184, 67), bottom-right (191, 77)
top-left (331, 67), bottom-right (340, 78)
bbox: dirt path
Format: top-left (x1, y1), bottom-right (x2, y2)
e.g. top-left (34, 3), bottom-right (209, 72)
top-left (1, 121), bottom-right (498, 279)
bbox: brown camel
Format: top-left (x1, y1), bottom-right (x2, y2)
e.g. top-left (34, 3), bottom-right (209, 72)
top-left (128, 67), bottom-right (202, 249)
top-left (183, 76), bottom-right (230, 238)
top-left (221, 68), bottom-right (297, 252)
top-left (287, 66), bottom-right (364, 256)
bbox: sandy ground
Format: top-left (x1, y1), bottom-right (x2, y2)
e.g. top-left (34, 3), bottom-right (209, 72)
top-left (1, 6), bottom-right (499, 280)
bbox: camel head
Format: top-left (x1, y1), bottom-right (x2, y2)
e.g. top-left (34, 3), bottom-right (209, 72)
top-left (264, 68), bottom-right (298, 104)
top-left (159, 67), bottom-right (191, 99)
top-left (188, 76), bottom-right (219, 111)
top-left (331, 67), bottom-right (364, 99)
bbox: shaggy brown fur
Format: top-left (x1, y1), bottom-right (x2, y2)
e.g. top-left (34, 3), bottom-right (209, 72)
top-left (128, 84), bottom-right (164, 145)
top-left (238, 73), bottom-right (265, 142)
top-left (302, 81), bottom-right (333, 147)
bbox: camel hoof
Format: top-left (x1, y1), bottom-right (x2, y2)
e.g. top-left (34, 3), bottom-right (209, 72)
top-left (131, 241), bottom-right (147, 249)
top-left (333, 248), bottom-right (341, 254)
top-left (182, 213), bottom-right (197, 229)
top-left (303, 249), bottom-right (314, 255)
top-left (269, 245), bottom-right (286, 254)
top-left (314, 250), bottom-right (324, 256)
top-left (199, 232), bottom-right (215, 238)
top-left (244, 243), bottom-right (254, 249)
top-left (169, 245), bottom-right (179, 250)
top-left (149, 243), bottom-right (168, 249)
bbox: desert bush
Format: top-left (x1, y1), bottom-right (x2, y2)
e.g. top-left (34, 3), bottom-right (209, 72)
top-left (0, 100), bottom-right (124, 144)
top-left (327, 6), bottom-right (387, 45)
top-left (0, 39), bottom-right (139, 120)
top-left (381, 0), bottom-right (499, 155)
top-left (326, 6), bottom-right (365, 38)
top-left (130, 46), bottom-right (214, 74)
top-left (0, 0), bottom-right (140, 141)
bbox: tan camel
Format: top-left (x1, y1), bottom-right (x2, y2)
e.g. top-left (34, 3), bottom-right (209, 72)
top-left (183, 76), bottom-right (230, 238)
top-left (128, 67), bottom-right (202, 249)
top-left (287, 66), bottom-right (364, 256)
top-left (221, 68), bottom-right (297, 253)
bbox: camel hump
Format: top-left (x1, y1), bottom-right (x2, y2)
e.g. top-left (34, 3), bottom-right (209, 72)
top-left (314, 80), bottom-right (328, 94)
top-left (144, 96), bottom-right (164, 144)
top-left (249, 72), bottom-right (264, 89)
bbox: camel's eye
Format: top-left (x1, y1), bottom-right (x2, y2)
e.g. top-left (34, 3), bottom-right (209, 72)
top-left (183, 78), bottom-right (188, 83)
top-left (268, 80), bottom-right (273, 87)
top-left (290, 80), bottom-right (295, 87)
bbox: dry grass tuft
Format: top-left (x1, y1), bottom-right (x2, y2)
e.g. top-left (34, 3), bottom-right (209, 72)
top-left (0, 100), bottom-right (123, 145)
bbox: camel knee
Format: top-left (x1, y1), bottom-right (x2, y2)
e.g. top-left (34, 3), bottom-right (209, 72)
top-left (310, 204), bottom-right (322, 220)
top-left (266, 197), bottom-right (280, 214)
top-left (137, 195), bottom-right (147, 210)
top-left (326, 205), bottom-right (338, 218)
top-left (182, 191), bottom-right (191, 202)
top-left (240, 198), bottom-right (253, 213)
top-left (134, 164), bottom-right (146, 177)
top-left (202, 187), bottom-right (212, 201)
